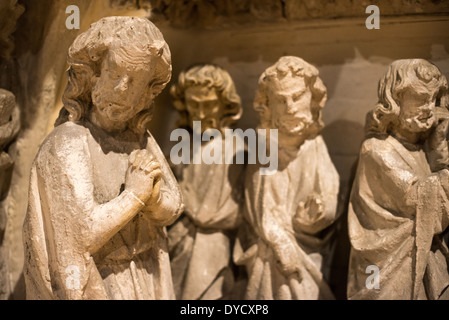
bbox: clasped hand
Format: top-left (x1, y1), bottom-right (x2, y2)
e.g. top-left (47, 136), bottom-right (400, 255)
top-left (125, 149), bottom-right (162, 205)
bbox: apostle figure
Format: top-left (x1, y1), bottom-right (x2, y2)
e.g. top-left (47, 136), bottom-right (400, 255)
top-left (168, 64), bottom-right (245, 300)
top-left (235, 56), bottom-right (340, 300)
top-left (347, 59), bottom-right (449, 300)
top-left (22, 17), bottom-right (183, 300)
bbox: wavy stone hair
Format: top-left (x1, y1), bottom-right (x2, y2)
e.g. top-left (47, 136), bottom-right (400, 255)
top-left (254, 56), bottom-right (327, 134)
top-left (55, 16), bottom-right (172, 135)
top-left (170, 64), bottom-right (242, 131)
top-left (365, 59), bottom-right (448, 138)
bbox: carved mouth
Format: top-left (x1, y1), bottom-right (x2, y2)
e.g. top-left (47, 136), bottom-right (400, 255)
top-left (417, 114), bottom-right (432, 122)
top-left (104, 103), bottom-right (132, 119)
top-left (107, 102), bottom-right (128, 110)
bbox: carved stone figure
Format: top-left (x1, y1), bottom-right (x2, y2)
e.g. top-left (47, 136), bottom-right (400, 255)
top-left (22, 17), bottom-right (183, 300)
top-left (235, 56), bottom-right (340, 300)
top-left (0, 0), bottom-right (24, 300)
top-left (0, 89), bottom-right (19, 245)
top-left (167, 64), bottom-right (245, 300)
top-left (0, 89), bottom-right (19, 299)
top-left (347, 59), bottom-right (449, 300)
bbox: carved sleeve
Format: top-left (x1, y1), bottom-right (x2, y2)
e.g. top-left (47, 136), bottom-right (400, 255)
top-left (34, 129), bottom-right (145, 257)
top-left (292, 137), bottom-right (340, 235)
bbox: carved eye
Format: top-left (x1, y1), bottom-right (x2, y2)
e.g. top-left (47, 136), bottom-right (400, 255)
top-left (186, 100), bottom-right (198, 110)
top-left (203, 100), bottom-right (217, 110)
top-left (292, 91), bottom-right (304, 102)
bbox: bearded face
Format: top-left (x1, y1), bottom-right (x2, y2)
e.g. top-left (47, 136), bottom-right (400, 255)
top-left (397, 89), bottom-right (437, 134)
top-left (266, 74), bottom-right (314, 137)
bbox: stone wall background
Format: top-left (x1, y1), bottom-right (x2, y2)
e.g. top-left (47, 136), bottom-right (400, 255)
top-left (0, 0), bottom-right (448, 299)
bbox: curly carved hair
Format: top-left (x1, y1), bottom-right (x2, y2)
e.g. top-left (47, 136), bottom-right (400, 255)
top-left (55, 16), bottom-right (172, 135)
top-left (254, 56), bottom-right (327, 134)
top-left (366, 59), bottom-right (448, 138)
top-left (170, 63), bottom-right (242, 131)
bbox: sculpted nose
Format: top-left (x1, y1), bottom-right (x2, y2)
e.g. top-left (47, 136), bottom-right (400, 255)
top-left (114, 75), bottom-right (129, 92)
top-left (422, 101), bottom-right (435, 115)
top-left (197, 104), bottom-right (206, 119)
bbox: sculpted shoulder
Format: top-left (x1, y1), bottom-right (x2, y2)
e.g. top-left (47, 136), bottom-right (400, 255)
top-left (359, 136), bottom-right (403, 167)
top-left (36, 121), bottom-right (91, 162)
top-left (360, 136), bottom-right (393, 154)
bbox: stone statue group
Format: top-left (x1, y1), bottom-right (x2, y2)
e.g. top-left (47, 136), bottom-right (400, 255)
top-left (3, 16), bottom-right (447, 300)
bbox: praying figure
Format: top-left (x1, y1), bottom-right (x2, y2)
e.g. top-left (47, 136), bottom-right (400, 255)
top-left (22, 17), bottom-right (183, 300)
top-left (235, 56), bottom-right (340, 300)
top-left (347, 59), bottom-right (449, 300)
top-left (167, 64), bottom-right (245, 300)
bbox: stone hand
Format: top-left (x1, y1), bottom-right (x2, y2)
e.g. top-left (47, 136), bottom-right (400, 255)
top-left (125, 149), bottom-right (162, 203)
top-left (294, 195), bottom-right (324, 222)
top-left (263, 210), bottom-right (303, 280)
top-left (273, 242), bottom-right (303, 280)
top-left (292, 195), bottom-right (327, 235)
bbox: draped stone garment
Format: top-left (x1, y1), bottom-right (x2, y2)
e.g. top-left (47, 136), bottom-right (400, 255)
top-left (0, 104), bottom-right (20, 201)
top-left (23, 121), bottom-right (182, 300)
top-left (347, 135), bottom-right (449, 300)
top-left (168, 137), bottom-right (244, 300)
top-left (235, 135), bottom-right (339, 300)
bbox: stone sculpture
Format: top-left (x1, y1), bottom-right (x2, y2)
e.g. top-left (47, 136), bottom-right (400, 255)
top-left (168, 64), bottom-right (245, 300)
top-left (0, 0), bottom-right (24, 300)
top-left (0, 89), bottom-right (19, 240)
top-left (22, 17), bottom-right (183, 300)
top-left (347, 59), bottom-right (449, 300)
top-left (234, 56), bottom-right (340, 300)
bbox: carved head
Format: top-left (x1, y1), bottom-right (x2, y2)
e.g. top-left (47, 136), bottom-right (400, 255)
top-left (56, 16), bottom-right (172, 135)
top-left (254, 56), bottom-right (327, 140)
top-left (170, 64), bottom-right (242, 133)
top-left (366, 59), bottom-right (448, 138)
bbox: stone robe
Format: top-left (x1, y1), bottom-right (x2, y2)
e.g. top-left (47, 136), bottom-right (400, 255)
top-left (235, 135), bottom-right (339, 300)
top-left (348, 135), bottom-right (449, 300)
top-left (168, 137), bottom-right (244, 300)
top-left (23, 121), bottom-right (182, 300)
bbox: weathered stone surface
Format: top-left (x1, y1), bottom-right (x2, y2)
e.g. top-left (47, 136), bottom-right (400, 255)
top-left (0, 0), bottom-right (448, 301)
top-left (3, 0), bottom-right (153, 300)
top-left (235, 56), bottom-right (340, 299)
top-left (0, 88), bottom-right (19, 300)
top-left (150, 0), bottom-right (449, 28)
top-left (0, 0), bottom-right (23, 300)
top-left (348, 59), bottom-right (449, 300)
top-left (0, 89), bottom-right (19, 208)
top-left (167, 64), bottom-right (245, 300)
top-left (22, 16), bottom-right (183, 300)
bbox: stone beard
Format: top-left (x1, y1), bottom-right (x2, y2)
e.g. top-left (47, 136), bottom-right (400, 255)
top-left (347, 59), bottom-right (449, 300)
top-left (235, 56), bottom-right (340, 300)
